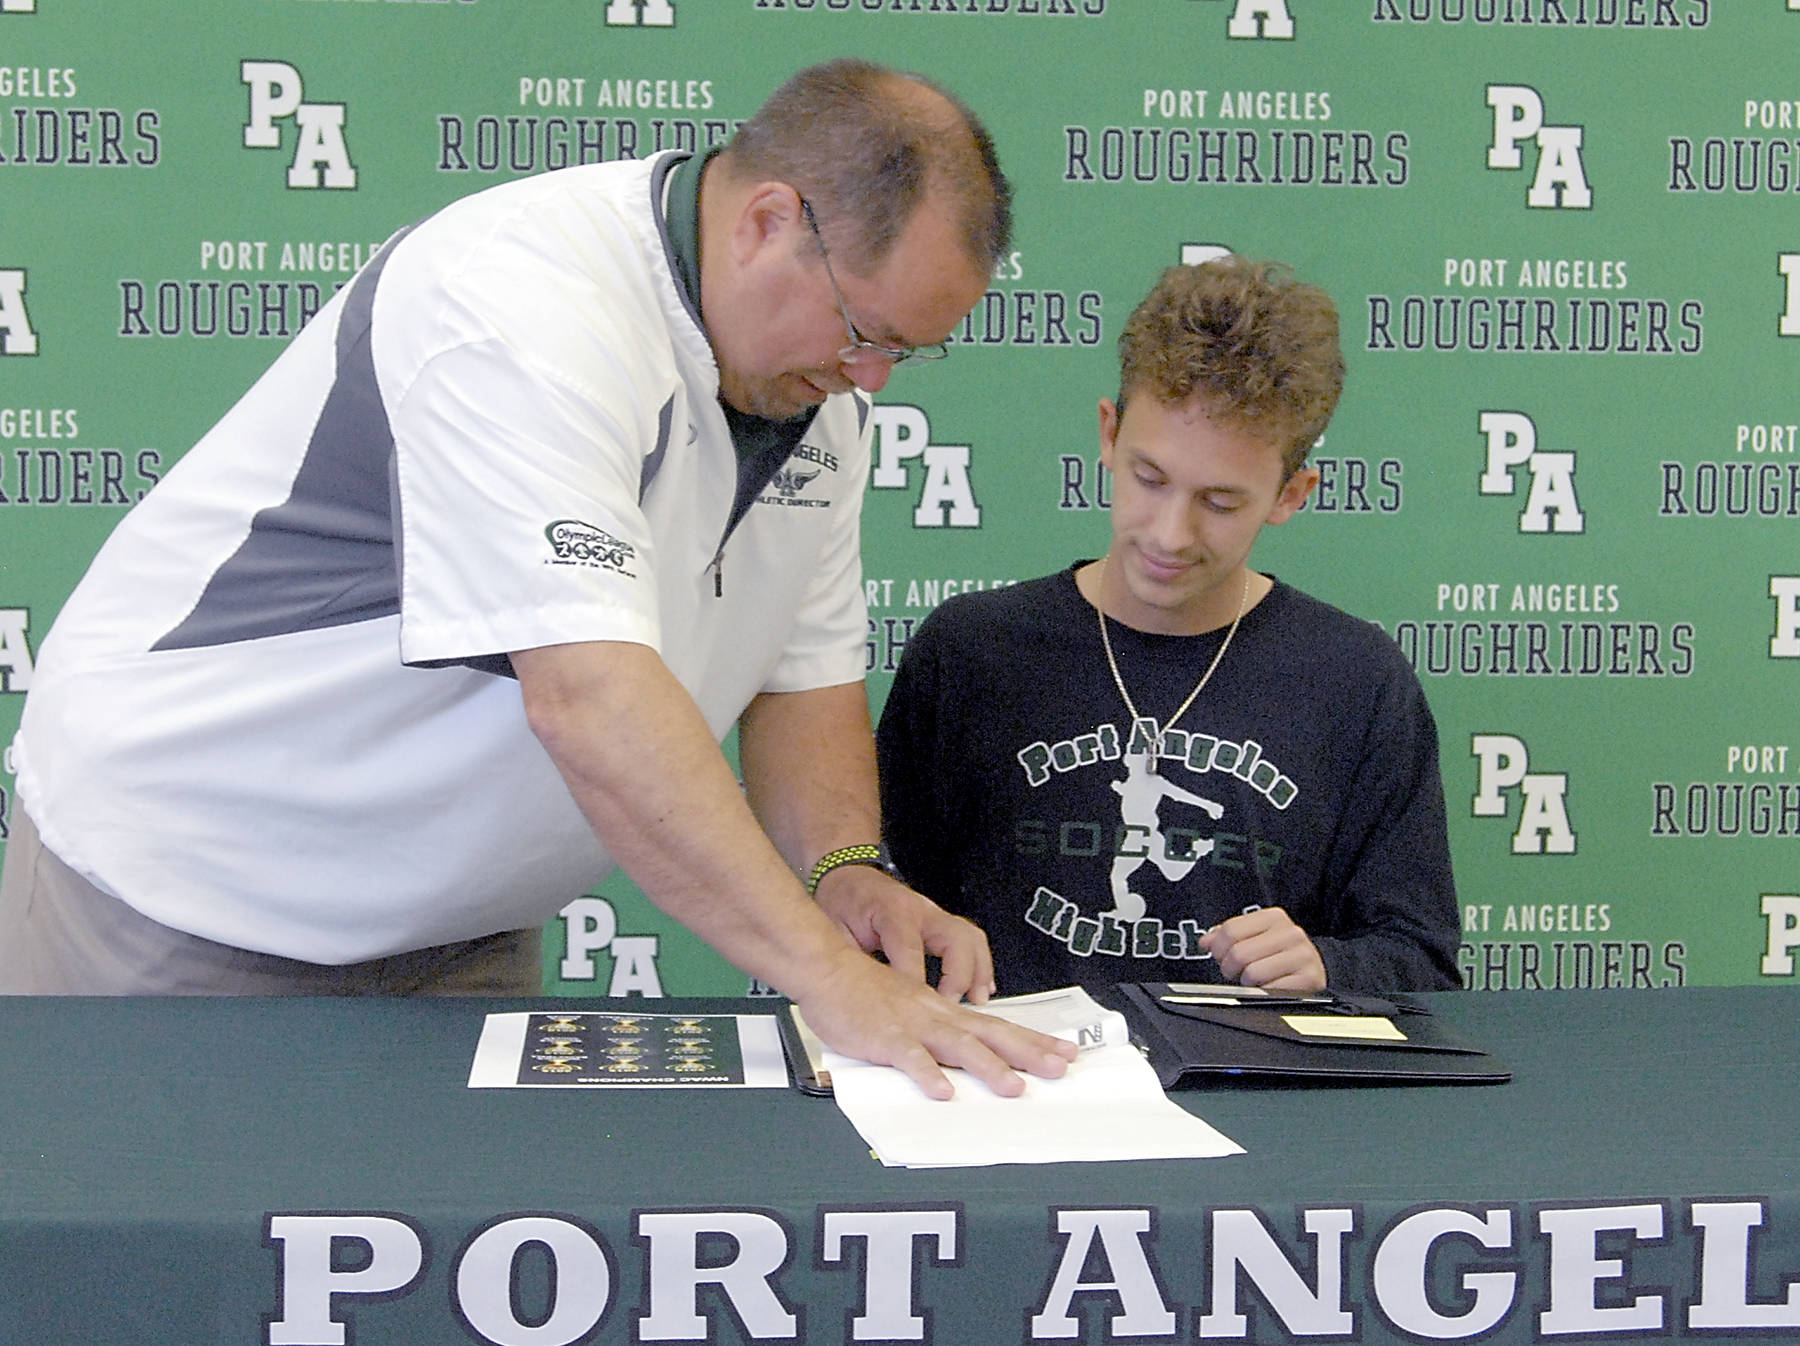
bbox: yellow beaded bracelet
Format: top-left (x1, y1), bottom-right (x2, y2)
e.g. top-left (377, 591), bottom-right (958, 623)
top-left (805, 844), bottom-right (887, 896)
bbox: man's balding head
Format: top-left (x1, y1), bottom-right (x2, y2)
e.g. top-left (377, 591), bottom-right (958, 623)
top-left (717, 58), bottom-right (1011, 277)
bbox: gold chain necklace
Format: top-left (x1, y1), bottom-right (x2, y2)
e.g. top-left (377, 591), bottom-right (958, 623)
top-left (1095, 560), bottom-right (1249, 776)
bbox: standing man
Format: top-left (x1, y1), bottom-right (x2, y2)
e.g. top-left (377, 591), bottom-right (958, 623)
top-left (1, 59), bottom-right (1074, 1098)
top-left (877, 256), bottom-right (1461, 996)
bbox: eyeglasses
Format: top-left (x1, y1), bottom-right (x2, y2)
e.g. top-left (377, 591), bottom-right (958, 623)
top-left (800, 199), bottom-right (949, 366)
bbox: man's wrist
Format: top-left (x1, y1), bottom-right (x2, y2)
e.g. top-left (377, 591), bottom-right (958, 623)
top-left (805, 843), bottom-right (894, 896)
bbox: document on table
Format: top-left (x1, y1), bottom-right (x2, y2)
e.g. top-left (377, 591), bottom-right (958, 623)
top-left (818, 987), bottom-right (1244, 1167)
top-left (468, 1010), bottom-right (789, 1088)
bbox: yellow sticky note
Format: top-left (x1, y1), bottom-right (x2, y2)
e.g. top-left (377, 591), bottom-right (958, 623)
top-left (1282, 1014), bottom-right (1406, 1042)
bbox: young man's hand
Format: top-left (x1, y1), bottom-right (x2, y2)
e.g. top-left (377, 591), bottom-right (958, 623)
top-left (1200, 907), bottom-right (1327, 991)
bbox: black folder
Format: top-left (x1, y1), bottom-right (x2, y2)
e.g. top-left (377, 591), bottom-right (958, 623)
top-left (1107, 982), bottom-right (1511, 1088)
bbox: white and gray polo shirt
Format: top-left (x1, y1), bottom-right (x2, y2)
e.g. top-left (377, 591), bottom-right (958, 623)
top-left (14, 152), bottom-right (872, 962)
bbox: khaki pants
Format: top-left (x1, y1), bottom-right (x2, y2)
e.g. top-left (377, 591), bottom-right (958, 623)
top-left (0, 804), bottom-right (541, 995)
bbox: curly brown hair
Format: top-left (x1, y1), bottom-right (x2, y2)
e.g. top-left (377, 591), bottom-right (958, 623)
top-left (1117, 256), bottom-right (1345, 478)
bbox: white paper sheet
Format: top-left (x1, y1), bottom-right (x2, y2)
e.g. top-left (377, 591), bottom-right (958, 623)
top-left (820, 987), bottom-right (1244, 1167)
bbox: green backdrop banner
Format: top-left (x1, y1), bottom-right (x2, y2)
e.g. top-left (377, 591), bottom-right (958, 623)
top-left (2, 0), bottom-right (1794, 997)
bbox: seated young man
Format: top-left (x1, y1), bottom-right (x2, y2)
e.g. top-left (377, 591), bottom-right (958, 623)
top-left (876, 256), bottom-right (1461, 995)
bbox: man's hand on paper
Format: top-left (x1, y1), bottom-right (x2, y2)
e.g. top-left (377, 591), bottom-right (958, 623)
top-left (793, 950), bottom-right (1078, 1101)
top-left (1200, 906), bottom-right (1328, 992)
top-left (811, 863), bottom-right (997, 1004)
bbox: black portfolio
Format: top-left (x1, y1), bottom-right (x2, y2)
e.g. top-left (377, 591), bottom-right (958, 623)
top-left (1108, 982), bottom-right (1512, 1088)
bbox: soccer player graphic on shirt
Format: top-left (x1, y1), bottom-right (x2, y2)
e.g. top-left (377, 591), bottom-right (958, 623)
top-left (1105, 751), bottom-right (1225, 922)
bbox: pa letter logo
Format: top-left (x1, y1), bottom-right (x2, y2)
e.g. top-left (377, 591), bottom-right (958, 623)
top-left (1486, 85), bottom-right (1591, 209)
top-left (604, 0), bottom-right (675, 25)
top-left (1471, 732), bottom-right (1577, 854)
top-left (0, 270), bottom-right (38, 356)
top-left (1761, 895), bottom-right (1800, 976)
top-left (0, 609), bottom-right (35, 693)
top-left (870, 405), bottom-right (981, 528)
top-left (1216, 0), bottom-right (1296, 40)
top-left (1771, 576), bottom-right (1800, 658)
top-left (1478, 411), bottom-right (1584, 534)
top-left (242, 60), bottom-right (357, 189)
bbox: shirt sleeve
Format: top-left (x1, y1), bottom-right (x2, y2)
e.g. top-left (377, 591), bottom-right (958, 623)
top-left (1310, 662), bottom-right (1464, 992)
top-left (875, 606), bottom-right (966, 908)
top-left (378, 225), bottom-right (680, 670)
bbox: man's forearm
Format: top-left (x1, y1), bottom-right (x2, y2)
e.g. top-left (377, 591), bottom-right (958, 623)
top-left (738, 680), bottom-right (884, 877)
top-left (511, 640), bottom-right (1069, 1095)
top-left (740, 679), bottom-right (1000, 1001)
top-left (512, 640), bottom-right (858, 997)
top-left (513, 639), bottom-right (1075, 1095)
